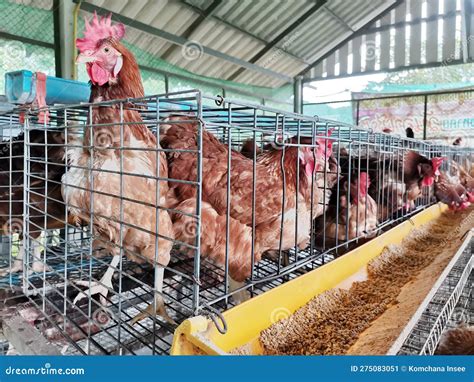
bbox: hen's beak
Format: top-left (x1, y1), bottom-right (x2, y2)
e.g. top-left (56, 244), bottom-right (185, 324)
top-left (76, 53), bottom-right (96, 64)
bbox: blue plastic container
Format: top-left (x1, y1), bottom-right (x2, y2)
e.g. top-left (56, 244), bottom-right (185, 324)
top-left (5, 70), bottom-right (90, 105)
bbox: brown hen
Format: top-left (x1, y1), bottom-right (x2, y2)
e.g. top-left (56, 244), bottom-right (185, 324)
top-left (161, 118), bottom-right (333, 298)
top-left (63, 14), bottom-right (174, 324)
top-left (315, 171), bottom-right (378, 249)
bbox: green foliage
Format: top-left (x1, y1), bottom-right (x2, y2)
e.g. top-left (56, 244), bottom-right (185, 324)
top-left (365, 63), bottom-right (474, 91)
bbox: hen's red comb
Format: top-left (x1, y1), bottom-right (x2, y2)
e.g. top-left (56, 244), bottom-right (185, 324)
top-left (76, 12), bottom-right (125, 52)
top-left (316, 128), bottom-right (334, 157)
top-left (431, 157), bottom-right (446, 171)
top-left (357, 172), bottom-right (370, 196)
top-left (359, 172), bottom-right (370, 187)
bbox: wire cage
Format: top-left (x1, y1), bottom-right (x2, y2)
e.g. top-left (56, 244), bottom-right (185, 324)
top-left (396, 236), bottom-right (473, 355)
top-left (0, 90), bottom-right (473, 355)
top-left (0, 111), bottom-right (25, 288)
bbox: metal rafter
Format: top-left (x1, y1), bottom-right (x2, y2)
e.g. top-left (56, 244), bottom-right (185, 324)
top-left (0, 32), bottom-right (53, 49)
top-left (79, 1), bottom-right (293, 83)
top-left (138, 63), bottom-right (292, 106)
top-left (323, 6), bottom-right (355, 32)
top-left (160, 0), bottom-right (223, 61)
top-left (226, 0), bottom-right (327, 82)
top-left (365, 9), bottom-right (459, 35)
top-left (303, 59), bottom-right (467, 82)
top-left (298, 0), bottom-right (404, 81)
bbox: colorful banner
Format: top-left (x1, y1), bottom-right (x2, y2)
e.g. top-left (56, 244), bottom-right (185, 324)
top-left (355, 91), bottom-right (474, 146)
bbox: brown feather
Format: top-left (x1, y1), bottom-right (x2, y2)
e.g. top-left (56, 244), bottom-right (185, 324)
top-left (161, 118), bottom-right (332, 281)
top-left (434, 172), bottom-right (467, 207)
top-left (436, 326), bottom-right (474, 355)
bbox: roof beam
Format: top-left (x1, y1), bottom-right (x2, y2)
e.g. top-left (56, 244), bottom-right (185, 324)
top-left (138, 63), bottom-right (292, 106)
top-left (160, 0), bottom-right (223, 61)
top-left (226, 0), bottom-right (327, 82)
top-left (302, 58), bottom-right (468, 82)
top-left (323, 6), bottom-right (355, 32)
top-left (365, 9), bottom-right (458, 35)
top-left (298, 0), bottom-right (403, 80)
top-left (80, 1), bottom-right (293, 83)
top-left (0, 31), bottom-right (53, 49)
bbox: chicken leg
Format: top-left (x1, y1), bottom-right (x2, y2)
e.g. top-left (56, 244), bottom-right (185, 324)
top-left (73, 254), bottom-right (120, 306)
top-left (0, 236), bottom-right (52, 276)
top-left (29, 238), bottom-right (52, 274)
top-left (130, 265), bottom-right (176, 326)
top-left (0, 243), bottom-right (23, 276)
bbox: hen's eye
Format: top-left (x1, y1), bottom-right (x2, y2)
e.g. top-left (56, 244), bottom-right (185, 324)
top-left (104, 47), bottom-right (110, 53)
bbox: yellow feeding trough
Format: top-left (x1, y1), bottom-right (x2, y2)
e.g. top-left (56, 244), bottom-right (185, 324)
top-left (170, 203), bottom-right (448, 355)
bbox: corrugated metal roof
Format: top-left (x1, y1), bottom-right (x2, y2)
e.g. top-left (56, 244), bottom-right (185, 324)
top-left (7, 0), bottom-right (468, 93)
top-left (79, 0), bottom-right (397, 87)
top-left (305, 0), bottom-right (470, 81)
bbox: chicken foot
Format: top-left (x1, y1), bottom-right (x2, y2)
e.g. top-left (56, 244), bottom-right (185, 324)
top-left (0, 244), bottom-right (24, 276)
top-left (130, 265), bottom-right (176, 326)
top-left (73, 254), bottom-right (120, 306)
top-left (29, 238), bottom-right (52, 274)
top-left (0, 238), bottom-right (51, 276)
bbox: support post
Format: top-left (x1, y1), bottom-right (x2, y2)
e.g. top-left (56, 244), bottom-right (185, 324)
top-left (53, 0), bottom-right (76, 80)
top-left (461, 0), bottom-right (473, 62)
top-left (423, 95), bottom-right (428, 140)
top-left (294, 76), bottom-right (303, 114)
top-left (356, 100), bottom-right (360, 125)
top-left (164, 74), bottom-right (169, 93)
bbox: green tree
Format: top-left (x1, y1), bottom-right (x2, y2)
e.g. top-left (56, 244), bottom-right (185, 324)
top-left (365, 62), bottom-right (474, 90)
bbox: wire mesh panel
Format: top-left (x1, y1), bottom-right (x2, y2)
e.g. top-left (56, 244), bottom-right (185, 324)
top-left (0, 90), bottom-right (471, 355)
top-left (0, 111), bottom-right (25, 288)
top-left (396, 237), bottom-right (473, 355)
top-left (20, 92), bottom-right (204, 355)
top-left (0, 0), bottom-right (56, 90)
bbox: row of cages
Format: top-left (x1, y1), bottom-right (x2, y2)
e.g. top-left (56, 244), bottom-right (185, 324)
top-left (0, 90), bottom-right (473, 355)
